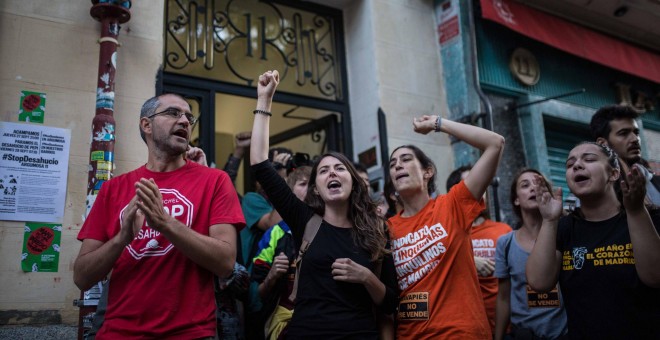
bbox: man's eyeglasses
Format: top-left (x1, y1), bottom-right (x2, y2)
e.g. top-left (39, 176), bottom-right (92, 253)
top-left (147, 108), bottom-right (198, 125)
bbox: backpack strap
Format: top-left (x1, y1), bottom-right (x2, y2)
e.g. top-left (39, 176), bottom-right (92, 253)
top-left (289, 214), bottom-right (323, 302)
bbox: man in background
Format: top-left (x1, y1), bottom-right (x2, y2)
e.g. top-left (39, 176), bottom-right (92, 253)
top-left (446, 165), bottom-right (511, 333)
top-left (590, 104), bottom-right (660, 205)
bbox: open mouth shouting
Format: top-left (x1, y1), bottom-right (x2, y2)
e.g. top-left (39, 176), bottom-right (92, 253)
top-left (573, 174), bottom-right (590, 186)
top-left (394, 173), bottom-right (409, 181)
top-left (327, 180), bottom-right (342, 192)
top-left (172, 128), bottom-right (189, 141)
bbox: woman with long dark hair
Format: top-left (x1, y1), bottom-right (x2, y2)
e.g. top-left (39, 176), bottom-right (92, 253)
top-left (494, 168), bottom-right (567, 340)
top-left (527, 142), bottom-right (660, 339)
top-left (387, 114), bottom-right (505, 339)
top-left (250, 70), bottom-right (398, 339)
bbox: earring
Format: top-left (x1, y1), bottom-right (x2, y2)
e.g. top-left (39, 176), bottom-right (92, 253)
top-left (394, 192), bottom-right (399, 197)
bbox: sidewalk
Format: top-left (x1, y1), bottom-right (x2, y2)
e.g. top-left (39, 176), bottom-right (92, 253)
top-left (0, 325), bottom-right (77, 339)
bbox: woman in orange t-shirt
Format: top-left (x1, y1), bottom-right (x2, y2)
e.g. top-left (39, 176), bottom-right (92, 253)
top-left (387, 115), bottom-right (504, 339)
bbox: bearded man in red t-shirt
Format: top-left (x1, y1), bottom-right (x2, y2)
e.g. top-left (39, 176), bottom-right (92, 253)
top-left (74, 93), bottom-right (245, 339)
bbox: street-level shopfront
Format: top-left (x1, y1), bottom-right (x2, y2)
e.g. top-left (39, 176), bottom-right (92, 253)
top-left (438, 0), bottom-right (660, 225)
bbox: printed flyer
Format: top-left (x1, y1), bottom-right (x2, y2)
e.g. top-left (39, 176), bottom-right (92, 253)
top-left (0, 122), bottom-right (71, 223)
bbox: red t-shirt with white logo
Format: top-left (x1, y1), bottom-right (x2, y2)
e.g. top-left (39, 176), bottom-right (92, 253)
top-left (388, 181), bottom-right (491, 339)
top-left (78, 161), bottom-right (245, 339)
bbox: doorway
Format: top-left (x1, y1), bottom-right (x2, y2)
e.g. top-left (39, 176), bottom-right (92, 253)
top-left (162, 74), bottom-right (344, 195)
top-left (161, 0), bottom-right (350, 194)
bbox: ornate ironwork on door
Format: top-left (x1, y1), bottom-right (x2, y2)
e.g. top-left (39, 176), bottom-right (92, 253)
top-left (165, 0), bottom-right (343, 101)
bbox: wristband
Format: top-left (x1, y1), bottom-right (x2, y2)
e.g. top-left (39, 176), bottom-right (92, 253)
top-left (434, 116), bottom-right (443, 132)
top-left (253, 109), bottom-right (272, 116)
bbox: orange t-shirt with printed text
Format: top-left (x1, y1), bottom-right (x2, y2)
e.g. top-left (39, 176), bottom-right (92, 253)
top-left (388, 181), bottom-right (491, 340)
top-left (471, 219), bottom-right (512, 332)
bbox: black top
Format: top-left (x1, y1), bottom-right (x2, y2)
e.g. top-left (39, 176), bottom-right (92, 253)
top-left (253, 160), bottom-right (398, 339)
top-left (556, 209), bottom-right (660, 339)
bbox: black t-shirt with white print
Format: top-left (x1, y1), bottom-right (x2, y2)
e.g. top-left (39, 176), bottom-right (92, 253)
top-left (556, 209), bottom-right (660, 339)
top-left (252, 160), bottom-right (398, 339)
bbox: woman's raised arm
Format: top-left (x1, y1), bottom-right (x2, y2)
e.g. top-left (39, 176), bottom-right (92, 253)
top-left (250, 70), bottom-right (279, 166)
top-left (412, 115), bottom-right (505, 199)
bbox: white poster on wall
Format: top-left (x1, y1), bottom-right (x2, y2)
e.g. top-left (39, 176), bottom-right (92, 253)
top-left (0, 122), bottom-right (71, 223)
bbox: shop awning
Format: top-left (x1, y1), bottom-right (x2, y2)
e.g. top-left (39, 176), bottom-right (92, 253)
top-left (480, 0), bottom-right (660, 84)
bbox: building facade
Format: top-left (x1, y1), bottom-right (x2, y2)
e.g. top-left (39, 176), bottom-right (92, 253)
top-left (439, 0), bottom-right (660, 225)
top-left (0, 0), bottom-right (452, 325)
top-left (0, 0), bottom-right (657, 326)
